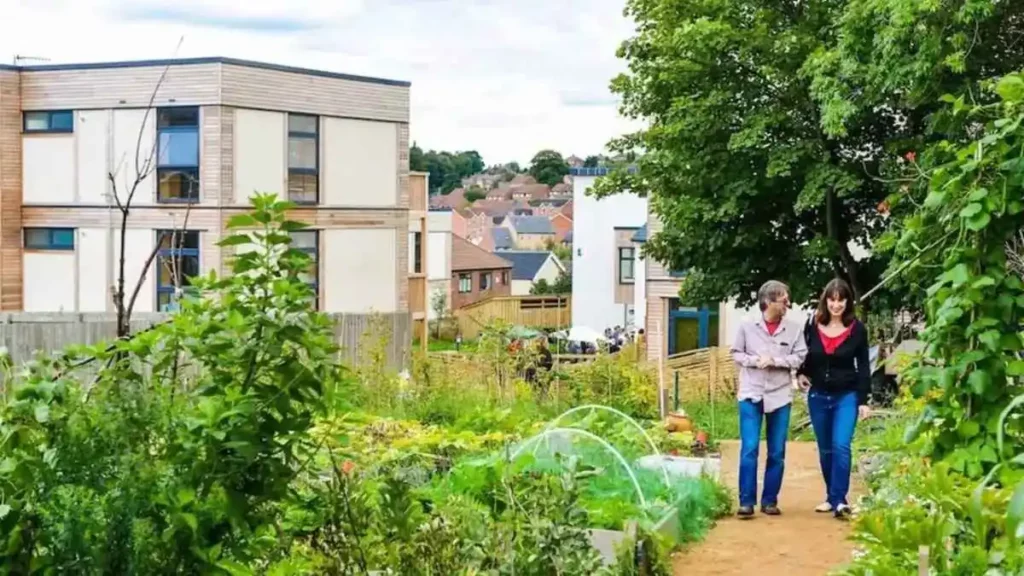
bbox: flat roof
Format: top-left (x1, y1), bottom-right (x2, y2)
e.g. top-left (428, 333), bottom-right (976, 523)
top-left (0, 56), bottom-right (409, 87)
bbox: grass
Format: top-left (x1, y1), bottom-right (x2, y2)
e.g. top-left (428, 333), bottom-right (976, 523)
top-left (676, 398), bottom-right (815, 443)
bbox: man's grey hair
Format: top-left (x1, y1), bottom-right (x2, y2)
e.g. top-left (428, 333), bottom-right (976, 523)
top-left (757, 280), bottom-right (790, 311)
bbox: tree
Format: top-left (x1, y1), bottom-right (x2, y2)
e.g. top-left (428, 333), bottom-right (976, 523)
top-left (583, 155), bottom-right (601, 168)
top-left (530, 269), bottom-right (571, 295)
top-left (430, 289), bottom-right (450, 338)
top-left (464, 188), bottom-right (487, 203)
top-left (528, 150), bottom-right (570, 187)
top-left (597, 0), bottom-right (1024, 310)
top-left (409, 144), bottom-right (485, 195)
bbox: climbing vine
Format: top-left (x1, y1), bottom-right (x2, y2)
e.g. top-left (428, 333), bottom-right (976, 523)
top-left (898, 74), bottom-right (1024, 479)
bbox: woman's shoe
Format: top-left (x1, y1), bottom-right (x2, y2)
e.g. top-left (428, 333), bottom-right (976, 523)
top-left (834, 504), bottom-right (853, 519)
top-left (737, 505), bottom-right (755, 519)
top-left (815, 502), bottom-right (833, 513)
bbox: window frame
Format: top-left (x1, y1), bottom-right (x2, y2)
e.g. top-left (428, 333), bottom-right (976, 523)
top-left (480, 272), bottom-right (492, 291)
top-left (23, 110), bottom-right (74, 134)
top-left (24, 227), bottom-right (75, 251)
top-left (618, 247), bottom-right (636, 284)
top-left (458, 273), bottom-right (472, 293)
top-left (288, 114), bottom-right (319, 205)
top-left (155, 230), bottom-right (200, 311)
top-left (290, 230), bottom-right (320, 309)
top-left (412, 231), bottom-right (423, 274)
top-left (156, 107), bottom-right (201, 204)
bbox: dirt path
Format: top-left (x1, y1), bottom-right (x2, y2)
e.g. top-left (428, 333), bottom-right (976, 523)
top-left (674, 441), bottom-right (859, 575)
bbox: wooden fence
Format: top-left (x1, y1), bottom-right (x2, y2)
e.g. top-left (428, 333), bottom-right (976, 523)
top-left (663, 346), bottom-right (737, 404)
top-left (0, 312), bottom-right (411, 368)
top-left (454, 295), bottom-right (571, 339)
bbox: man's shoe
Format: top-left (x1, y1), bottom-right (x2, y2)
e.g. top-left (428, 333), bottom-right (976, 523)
top-left (834, 504), bottom-right (853, 519)
top-left (815, 502), bottom-right (833, 513)
top-left (761, 504), bottom-right (782, 516)
top-left (737, 506), bottom-right (755, 519)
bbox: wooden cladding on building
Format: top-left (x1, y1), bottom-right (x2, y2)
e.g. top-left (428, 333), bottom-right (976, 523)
top-left (0, 71), bottom-right (23, 310)
top-left (19, 61), bottom-right (409, 124)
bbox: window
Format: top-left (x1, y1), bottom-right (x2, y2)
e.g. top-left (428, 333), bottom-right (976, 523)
top-left (458, 274), bottom-right (472, 293)
top-left (412, 232), bottom-right (422, 274)
top-left (24, 228), bottom-right (74, 250)
top-left (156, 230), bottom-right (200, 311)
top-left (480, 272), bottom-right (492, 291)
top-left (291, 231), bottom-right (319, 308)
top-left (157, 107), bottom-right (200, 203)
top-left (288, 114), bottom-right (319, 204)
top-left (618, 247), bottom-right (635, 283)
top-left (23, 111), bottom-right (74, 133)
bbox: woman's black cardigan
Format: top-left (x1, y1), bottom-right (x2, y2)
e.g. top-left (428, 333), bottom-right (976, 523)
top-left (798, 320), bottom-right (872, 406)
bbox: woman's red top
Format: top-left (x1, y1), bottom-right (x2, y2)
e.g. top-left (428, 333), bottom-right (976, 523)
top-left (818, 323), bottom-right (855, 355)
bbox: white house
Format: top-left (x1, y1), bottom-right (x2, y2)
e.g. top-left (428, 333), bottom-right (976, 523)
top-left (570, 168), bottom-right (648, 331)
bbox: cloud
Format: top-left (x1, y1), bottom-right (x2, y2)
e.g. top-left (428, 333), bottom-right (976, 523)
top-left (0, 0), bottom-right (641, 164)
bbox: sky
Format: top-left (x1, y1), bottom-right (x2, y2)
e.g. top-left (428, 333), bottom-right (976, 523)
top-left (0, 0), bottom-right (643, 166)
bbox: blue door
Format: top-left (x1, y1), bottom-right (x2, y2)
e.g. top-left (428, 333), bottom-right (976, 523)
top-left (667, 300), bottom-right (719, 354)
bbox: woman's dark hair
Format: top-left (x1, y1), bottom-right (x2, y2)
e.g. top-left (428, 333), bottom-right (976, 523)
top-left (815, 278), bottom-right (856, 326)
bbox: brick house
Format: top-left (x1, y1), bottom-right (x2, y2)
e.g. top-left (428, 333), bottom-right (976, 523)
top-left (450, 234), bottom-right (512, 309)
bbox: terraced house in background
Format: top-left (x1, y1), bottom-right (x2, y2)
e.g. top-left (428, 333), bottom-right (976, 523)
top-left (0, 57), bottom-right (427, 339)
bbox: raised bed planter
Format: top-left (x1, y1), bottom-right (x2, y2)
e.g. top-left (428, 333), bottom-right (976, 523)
top-left (636, 453), bottom-right (723, 481)
top-left (588, 504), bottom-right (681, 566)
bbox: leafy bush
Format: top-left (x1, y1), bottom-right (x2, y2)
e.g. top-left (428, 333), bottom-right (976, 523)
top-left (0, 195), bottom-right (347, 573)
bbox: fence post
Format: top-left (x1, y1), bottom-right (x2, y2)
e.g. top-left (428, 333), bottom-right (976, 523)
top-left (918, 545), bottom-right (929, 575)
top-left (673, 371), bottom-right (680, 412)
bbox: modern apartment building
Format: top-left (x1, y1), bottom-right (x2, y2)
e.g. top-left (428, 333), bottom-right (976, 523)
top-left (0, 57), bottom-right (420, 326)
top-left (569, 167), bottom-right (647, 332)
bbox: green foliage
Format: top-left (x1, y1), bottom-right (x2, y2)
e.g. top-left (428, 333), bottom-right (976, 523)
top-left (600, 0), bottom-right (1024, 310)
top-left (894, 75), bottom-right (1024, 477)
top-left (529, 149), bottom-right (571, 187)
top-left (0, 194), bottom-right (346, 573)
top-left (464, 188), bottom-right (487, 203)
top-left (409, 143), bottom-right (485, 195)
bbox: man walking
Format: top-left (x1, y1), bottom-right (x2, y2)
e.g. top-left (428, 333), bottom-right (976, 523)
top-left (729, 280), bottom-right (807, 518)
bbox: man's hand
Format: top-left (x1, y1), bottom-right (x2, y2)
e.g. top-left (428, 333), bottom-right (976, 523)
top-left (858, 405), bottom-right (872, 420)
top-left (797, 374), bottom-right (811, 391)
top-left (756, 355), bottom-right (773, 369)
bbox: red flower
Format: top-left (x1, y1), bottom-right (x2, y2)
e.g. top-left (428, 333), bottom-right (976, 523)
top-left (904, 151), bottom-right (917, 162)
top-left (341, 460), bottom-right (356, 475)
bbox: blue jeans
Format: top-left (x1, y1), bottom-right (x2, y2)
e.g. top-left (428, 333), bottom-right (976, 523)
top-left (807, 389), bottom-right (859, 508)
top-left (738, 400), bottom-right (791, 508)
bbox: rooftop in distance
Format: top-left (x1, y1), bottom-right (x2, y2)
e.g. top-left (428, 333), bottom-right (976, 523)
top-left (0, 56), bottom-right (410, 88)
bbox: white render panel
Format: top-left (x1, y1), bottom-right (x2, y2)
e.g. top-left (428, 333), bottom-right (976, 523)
top-left (427, 211), bottom-right (453, 282)
top-left (115, 228), bottom-right (155, 313)
top-left (78, 228), bottom-right (110, 312)
top-left (571, 175), bottom-right (647, 332)
top-left (23, 137), bottom-right (75, 204)
top-left (323, 228), bottom-right (397, 313)
top-left (76, 111), bottom-right (111, 204)
top-left (511, 279), bottom-right (533, 296)
top-left (111, 109), bottom-right (156, 204)
top-left (23, 252), bottom-right (76, 312)
top-left (234, 109), bottom-right (286, 203)
top-left (322, 118), bottom-right (398, 207)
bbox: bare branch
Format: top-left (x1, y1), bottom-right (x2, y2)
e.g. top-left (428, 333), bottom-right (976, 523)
top-left (112, 40), bottom-right (187, 338)
top-left (1008, 229), bottom-right (1024, 280)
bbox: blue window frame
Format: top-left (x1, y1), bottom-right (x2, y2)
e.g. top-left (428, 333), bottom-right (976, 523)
top-left (24, 228), bottom-right (75, 250)
top-left (157, 107), bottom-right (200, 203)
top-left (288, 114), bottom-right (319, 204)
top-left (23, 111), bottom-right (74, 133)
top-left (156, 230), bottom-right (200, 311)
top-left (290, 231), bottom-right (319, 308)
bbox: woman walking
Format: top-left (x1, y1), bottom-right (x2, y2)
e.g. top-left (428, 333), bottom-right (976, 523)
top-left (797, 278), bottom-right (871, 519)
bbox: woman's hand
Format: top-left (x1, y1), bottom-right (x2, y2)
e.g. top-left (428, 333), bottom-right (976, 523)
top-left (796, 374), bottom-right (811, 391)
top-left (858, 405), bottom-right (872, 420)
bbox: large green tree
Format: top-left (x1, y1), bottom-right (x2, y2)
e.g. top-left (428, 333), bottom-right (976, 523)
top-left (597, 0), bottom-right (1024, 310)
top-left (528, 150), bottom-right (571, 187)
